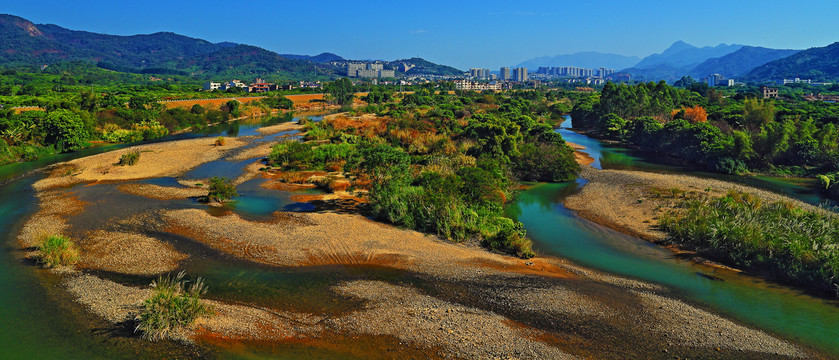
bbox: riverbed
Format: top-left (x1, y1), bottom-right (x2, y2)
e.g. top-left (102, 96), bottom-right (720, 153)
top-left (0, 113), bottom-right (837, 358)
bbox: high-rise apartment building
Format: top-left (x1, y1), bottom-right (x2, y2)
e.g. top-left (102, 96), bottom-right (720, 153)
top-left (500, 67), bottom-right (511, 81)
top-left (513, 67), bottom-right (528, 82)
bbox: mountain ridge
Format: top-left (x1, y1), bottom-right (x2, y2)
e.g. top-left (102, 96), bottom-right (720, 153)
top-left (515, 51), bottom-right (640, 70)
top-left (745, 42), bottom-right (839, 81)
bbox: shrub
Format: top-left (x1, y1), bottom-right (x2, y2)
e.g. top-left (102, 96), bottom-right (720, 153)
top-left (134, 272), bottom-right (212, 341)
top-left (37, 235), bottom-right (79, 268)
top-left (207, 176), bottom-right (237, 202)
top-left (214, 136), bottom-right (226, 146)
top-left (117, 150), bottom-right (140, 166)
top-left (267, 141), bottom-right (315, 170)
top-left (514, 142), bottom-right (580, 182)
top-left (660, 191), bottom-right (839, 297)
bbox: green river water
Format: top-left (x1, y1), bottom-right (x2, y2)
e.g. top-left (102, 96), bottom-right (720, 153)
top-left (0, 114), bottom-right (837, 358)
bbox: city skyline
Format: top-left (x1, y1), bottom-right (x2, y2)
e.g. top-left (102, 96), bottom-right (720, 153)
top-left (4, 0), bottom-right (839, 70)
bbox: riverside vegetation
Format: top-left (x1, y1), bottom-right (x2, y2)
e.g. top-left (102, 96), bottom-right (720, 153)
top-left (571, 81), bottom-right (839, 200)
top-left (0, 63), bottom-right (306, 165)
top-left (571, 80), bottom-right (839, 297)
top-left (661, 190), bottom-right (839, 297)
top-left (37, 234), bottom-right (79, 268)
top-left (268, 89), bottom-right (580, 257)
top-left (134, 272), bottom-right (212, 341)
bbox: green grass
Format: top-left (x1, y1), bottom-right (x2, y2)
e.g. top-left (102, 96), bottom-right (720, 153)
top-left (660, 190), bottom-right (839, 297)
top-left (134, 272), bottom-right (212, 341)
top-left (117, 149), bottom-right (140, 166)
top-left (37, 235), bottom-right (79, 268)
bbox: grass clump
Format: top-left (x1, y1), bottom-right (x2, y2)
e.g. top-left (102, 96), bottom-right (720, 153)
top-left (135, 272), bottom-right (212, 341)
top-left (37, 235), bottom-right (79, 268)
top-left (206, 176), bottom-right (237, 203)
top-left (117, 149), bottom-right (140, 166)
top-left (660, 190), bottom-right (839, 297)
top-left (214, 136), bottom-right (226, 146)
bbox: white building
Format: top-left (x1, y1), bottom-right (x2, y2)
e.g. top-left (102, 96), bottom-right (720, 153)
top-left (203, 82), bottom-right (221, 91)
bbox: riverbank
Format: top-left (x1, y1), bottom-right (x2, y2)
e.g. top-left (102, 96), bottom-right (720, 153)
top-left (12, 122), bottom-right (825, 358)
top-left (565, 166), bottom-right (820, 243)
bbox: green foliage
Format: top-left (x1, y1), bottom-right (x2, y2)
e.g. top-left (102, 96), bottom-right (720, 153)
top-left (268, 141), bottom-right (315, 170)
top-left (325, 78), bottom-right (355, 106)
top-left (262, 93), bottom-right (294, 110)
top-left (598, 113), bottom-right (627, 139)
top-left (743, 98), bottom-right (776, 129)
top-left (117, 149), bottom-right (140, 166)
top-left (207, 176), bottom-right (237, 202)
top-left (40, 110), bottom-right (91, 152)
top-left (661, 191), bottom-right (839, 297)
top-left (37, 235), bottom-right (79, 268)
top-left (463, 114), bottom-right (522, 161)
top-left (514, 142), bottom-right (580, 182)
top-left (134, 272), bottom-right (212, 341)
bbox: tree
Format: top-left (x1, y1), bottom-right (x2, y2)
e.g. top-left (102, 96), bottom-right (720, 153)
top-left (128, 95), bottom-right (158, 110)
top-left (222, 100), bottom-right (240, 117)
top-left (673, 76), bottom-right (696, 88)
top-left (683, 105), bottom-right (708, 123)
top-left (262, 94), bottom-right (294, 109)
top-left (743, 98), bottom-right (775, 129)
top-left (39, 110), bottom-right (90, 152)
top-left (325, 78), bottom-right (355, 106)
top-left (598, 113), bottom-right (627, 139)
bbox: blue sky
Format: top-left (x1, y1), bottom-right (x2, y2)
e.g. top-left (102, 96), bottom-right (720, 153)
top-left (5, 0), bottom-right (839, 69)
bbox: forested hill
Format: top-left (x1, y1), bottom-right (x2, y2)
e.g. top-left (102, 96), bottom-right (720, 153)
top-left (177, 45), bottom-right (339, 79)
top-left (0, 14), bottom-right (339, 80)
top-left (745, 42), bottom-right (839, 81)
top-left (0, 14), bottom-right (230, 68)
top-left (688, 46), bottom-right (800, 79)
top-left (386, 57), bottom-right (463, 76)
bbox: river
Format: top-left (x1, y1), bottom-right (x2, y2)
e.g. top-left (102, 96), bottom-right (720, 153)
top-left (0, 114), bottom-right (837, 358)
top-left (507, 118), bottom-right (839, 355)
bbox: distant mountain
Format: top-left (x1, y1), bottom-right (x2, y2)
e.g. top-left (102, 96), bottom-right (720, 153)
top-left (615, 64), bottom-right (685, 83)
top-left (745, 42), bottom-right (839, 81)
top-left (0, 14), bottom-right (340, 80)
top-left (515, 51), bottom-right (641, 71)
top-left (175, 45), bottom-right (339, 79)
top-left (280, 52), bottom-right (345, 63)
top-left (619, 41), bottom-right (744, 81)
top-left (0, 14), bottom-right (231, 68)
top-left (386, 57), bottom-right (463, 76)
top-left (687, 46), bottom-right (799, 79)
top-left (633, 41), bottom-right (743, 69)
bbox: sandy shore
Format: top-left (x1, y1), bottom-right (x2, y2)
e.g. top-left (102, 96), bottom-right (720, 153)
top-left (79, 230), bottom-right (187, 275)
top-left (255, 121), bottom-right (302, 135)
top-left (564, 166), bottom-right (818, 242)
top-left (34, 136), bottom-right (246, 190)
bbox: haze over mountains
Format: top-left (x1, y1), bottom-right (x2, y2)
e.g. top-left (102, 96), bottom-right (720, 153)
top-left (515, 52), bottom-right (640, 72)
top-left (515, 40), bottom-right (839, 82)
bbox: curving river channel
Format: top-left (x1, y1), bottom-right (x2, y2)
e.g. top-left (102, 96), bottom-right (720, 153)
top-left (0, 114), bottom-right (837, 358)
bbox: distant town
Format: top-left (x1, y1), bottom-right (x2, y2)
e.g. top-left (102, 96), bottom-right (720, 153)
top-left (201, 60), bottom-right (834, 95)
